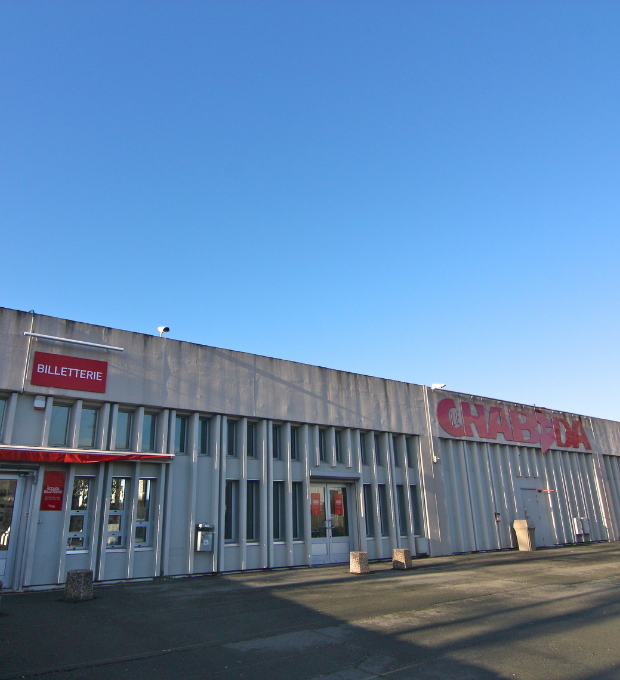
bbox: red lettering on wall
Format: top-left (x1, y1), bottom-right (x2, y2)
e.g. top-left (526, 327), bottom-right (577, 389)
top-left (487, 407), bottom-right (514, 441)
top-left (437, 399), bottom-right (464, 437)
top-left (509, 410), bottom-right (541, 445)
top-left (461, 402), bottom-right (488, 438)
top-left (552, 418), bottom-right (573, 447)
top-left (571, 420), bottom-right (592, 450)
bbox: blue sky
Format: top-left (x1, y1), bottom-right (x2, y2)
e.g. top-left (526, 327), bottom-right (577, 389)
top-left (1, 2), bottom-right (619, 419)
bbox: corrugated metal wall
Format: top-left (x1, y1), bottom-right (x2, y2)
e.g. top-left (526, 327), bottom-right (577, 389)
top-left (440, 438), bottom-right (607, 553)
top-left (602, 455), bottom-right (620, 541)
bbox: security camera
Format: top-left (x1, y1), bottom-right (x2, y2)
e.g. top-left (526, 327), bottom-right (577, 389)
top-left (431, 383), bottom-right (446, 390)
top-left (158, 326), bottom-right (170, 337)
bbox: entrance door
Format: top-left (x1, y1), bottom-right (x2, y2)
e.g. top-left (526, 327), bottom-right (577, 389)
top-left (310, 484), bottom-right (350, 565)
top-left (521, 488), bottom-right (550, 546)
top-left (0, 476), bottom-right (24, 589)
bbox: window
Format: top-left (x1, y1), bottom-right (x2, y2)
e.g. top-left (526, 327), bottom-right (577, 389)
top-left (246, 480), bottom-right (260, 542)
top-left (134, 479), bottom-right (154, 547)
top-left (199, 417), bottom-right (209, 455)
top-left (378, 484), bottom-right (390, 537)
top-left (115, 410), bottom-right (132, 451)
top-left (410, 485), bottom-right (423, 536)
top-left (392, 436), bottom-right (401, 467)
top-left (406, 437), bottom-right (417, 469)
top-left (292, 482), bottom-right (304, 539)
top-left (272, 425), bottom-right (280, 459)
top-left (107, 478), bottom-right (129, 548)
top-left (142, 413), bottom-right (157, 453)
top-left (175, 415), bottom-right (187, 454)
top-left (360, 433), bottom-right (368, 465)
top-left (247, 422), bottom-right (256, 458)
top-left (363, 484), bottom-right (374, 537)
top-left (224, 480), bottom-right (239, 542)
top-left (273, 481), bottom-right (285, 540)
top-left (335, 431), bottom-right (343, 464)
top-left (49, 404), bottom-right (71, 447)
top-left (67, 477), bottom-right (92, 550)
top-left (396, 485), bottom-right (408, 537)
top-left (374, 434), bottom-right (382, 466)
top-left (227, 421), bottom-right (237, 457)
top-left (318, 429), bottom-right (326, 462)
top-left (0, 397), bottom-right (7, 439)
top-left (78, 407), bottom-right (98, 449)
top-left (290, 427), bottom-right (298, 460)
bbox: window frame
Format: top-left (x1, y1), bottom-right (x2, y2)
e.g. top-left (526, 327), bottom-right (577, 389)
top-left (134, 478), bottom-right (155, 547)
top-left (198, 417), bottom-right (209, 455)
top-left (363, 484), bottom-right (374, 537)
top-left (49, 403), bottom-right (71, 448)
top-left (273, 481), bottom-right (285, 541)
top-left (224, 480), bottom-right (239, 542)
top-left (292, 481), bottom-right (304, 540)
top-left (106, 477), bottom-right (130, 549)
top-left (290, 427), bottom-right (299, 461)
top-left (246, 480), bottom-right (260, 542)
top-left (227, 421), bottom-right (237, 457)
top-left (318, 428), bottom-right (326, 462)
top-left (115, 410), bottom-right (133, 451)
top-left (142, 412), bottom-right (158, 453)
top-left (174, 414), bottom-right (188, 454)
top-left (66, 476), bottom-right (94, 551)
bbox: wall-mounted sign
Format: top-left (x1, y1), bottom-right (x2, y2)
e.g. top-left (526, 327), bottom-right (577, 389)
top-left (333, 493), bottom-right (344, 516)
top-left (436, 398), bottom-right (591, 455)
top-left (30, 351), bottom-right (107, 393)
top-left (311, 493), bottom-right (321, 515)
top-left (40, 471), bottom-right (66, 511)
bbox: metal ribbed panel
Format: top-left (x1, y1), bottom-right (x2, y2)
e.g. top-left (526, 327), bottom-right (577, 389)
top-left (440, 438), bottom-right (607, 553)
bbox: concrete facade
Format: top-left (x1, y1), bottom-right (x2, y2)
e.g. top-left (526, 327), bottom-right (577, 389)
top-left (0, 307), bottom-right (619, 590)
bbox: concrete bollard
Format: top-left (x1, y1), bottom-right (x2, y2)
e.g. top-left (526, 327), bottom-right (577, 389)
top-left (64, 569), bottom-right (94, 603)
top-left (350, 551), bottom-right (369, 574)
top-left (392, 548), bottom-right (413, 570)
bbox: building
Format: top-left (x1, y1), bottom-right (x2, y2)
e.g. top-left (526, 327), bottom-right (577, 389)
top-left (1, 307), bottom-right (620, 591)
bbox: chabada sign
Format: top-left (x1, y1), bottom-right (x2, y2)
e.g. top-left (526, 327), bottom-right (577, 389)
top-left (437, 398), bottom-right (591, 455)
top-left (31, 351), bottom-right (107, 393)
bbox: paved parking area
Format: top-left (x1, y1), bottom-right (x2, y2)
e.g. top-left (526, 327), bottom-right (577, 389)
top-left (2, 543), bottom-right (620, 679)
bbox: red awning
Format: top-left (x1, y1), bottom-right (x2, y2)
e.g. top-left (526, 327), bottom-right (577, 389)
top-left (0, 446), bottom-right (174, 464)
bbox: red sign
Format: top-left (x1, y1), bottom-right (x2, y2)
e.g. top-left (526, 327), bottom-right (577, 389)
top-left (40, 471), bottom-right (66, 511)
top-left (333, 493), bottom-right (344, 516)
top-left (311, 493), bottom-right (321, 515)
top-left (437, 398), bottom-right (592, 455)
top-left (31, 351), bottom-right (107, 393)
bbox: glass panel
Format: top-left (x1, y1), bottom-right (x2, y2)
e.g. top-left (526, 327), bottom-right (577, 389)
top-left (227, 421), bottom-right (236, 457)
top-left (310, 485), bottom-right (326, 538)
top-left (78, 408), bottom-right (98, 448)
top-left (378, 484), bottom-right (390, 536)
top-left (71, 477), bottom-right (90, 511)
top-left (49, 404), bottom-right (70, 447)
top-left (360, 434), bottom-right (368, 465)
top-left (175, 416), bottom-right (187, 453)
top-left (292, 482), bottom-right (303, 539)
top-left (397, 485), bottom-right (408, 536)
top-left (290, 427), bottom-right (298, 460)
top-left (329, 487), bottom-right (349, 537)
top-left (363, 484), bottom-right (374, 537)
top-left (107, 535), bottom-right (122, 547)
top-left (318, 430), bottom-right (326, 462)
top-left (335, 432), bottom-right (342, 463)
top-left (135, 526), bottom-right (147, 543)
top-left (374, 434), bottom-right (382, 466)
top-left (69, 515), bottom-right (84, 532)
top-left (115, 411), bottom-right (132, 450)
top-left (108, 515), bottom-right (121, 532)
top-left (143, 414), bottom-right (157, 452)
top-left (67, 537), bottom-right (84, 548)
top-left (272, 425), bottom-right (280, 459)
top-left (247, 480), bottom-right (259, 541)
top-left (109, 478), bottom-right (126, 510)
top-left (0, 480), bottom-right (17, 551)
top-left (410, 485), bottom-right (423, 536)
top-left (137, 479), bottom-right (151, 521)
top-left (224, 480), bottom-right (238, 542)
top-left (246, 422), bottom-right (255, 458)
top-left (199, 418), bottom-right (209, 455)
top-left (273, 481), bottom-right (285, 540)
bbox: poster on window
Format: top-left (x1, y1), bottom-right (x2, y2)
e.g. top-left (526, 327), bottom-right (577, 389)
top-left (333, 492), bottom-right (344, 515)
top-left (40, 471), bottom-right (66, 511)
top-left (311, 493), bottom-right (321, 515)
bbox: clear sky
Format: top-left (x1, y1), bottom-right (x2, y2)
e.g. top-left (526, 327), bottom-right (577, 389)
top-left (1, 2), bottom-right (619, 420)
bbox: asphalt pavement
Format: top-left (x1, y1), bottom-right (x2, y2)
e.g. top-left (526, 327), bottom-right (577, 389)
top-left (2, 543), bottom-right (620, 680)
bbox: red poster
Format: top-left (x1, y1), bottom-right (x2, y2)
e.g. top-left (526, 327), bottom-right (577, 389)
top-left (334, 493), bottom-right (344, 515)
top-left (31, 351), bottom-right (107, 393)
top-left (311, 493), bottom-right (321, 516)
top-left (40, 471), bottom-right (66, 511)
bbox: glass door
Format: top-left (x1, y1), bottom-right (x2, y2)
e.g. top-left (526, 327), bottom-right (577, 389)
top-left (310, 483), bottom-right (350, 565)
top-left (0, 476), bottom-right (24, 589)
